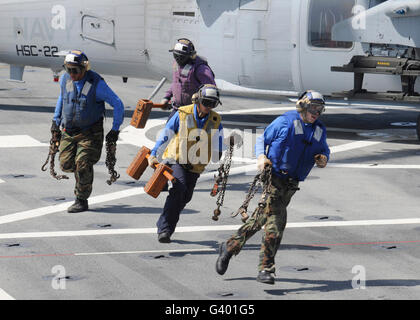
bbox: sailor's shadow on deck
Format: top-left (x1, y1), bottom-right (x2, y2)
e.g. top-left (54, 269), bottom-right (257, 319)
top-left (224, 277), bottom-right (420, 295)
top-left (90, 205), bottom-right (199, 215)
top-left (265, 278), bottom-right (420, 295)
top-left (165, 240), bottom-right (329, 257)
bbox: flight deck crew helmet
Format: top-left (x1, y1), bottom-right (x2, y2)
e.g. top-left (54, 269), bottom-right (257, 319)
top-left (63, 50), bottom-right (90, 74)
top-left (296, 90), bottom-right (325, 116)
top-left (192, 84), bottom-right (222, 109)
top-left (169, 38), bottom-right (197, 66)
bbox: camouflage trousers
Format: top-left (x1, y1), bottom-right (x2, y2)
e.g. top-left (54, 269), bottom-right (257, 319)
top-left (226, 175), bottom-right (299, 273)
top-left (59, 129), bottom-right (104, 200)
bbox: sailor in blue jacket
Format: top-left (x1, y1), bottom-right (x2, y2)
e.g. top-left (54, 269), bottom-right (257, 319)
top-left (216, 91), bottom-right (330, 285)
top-left (51, 50), bottom-right (124, 213)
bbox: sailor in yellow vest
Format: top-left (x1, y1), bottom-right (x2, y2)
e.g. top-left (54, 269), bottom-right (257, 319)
top-left (148, 84), bottom-right (224, 243)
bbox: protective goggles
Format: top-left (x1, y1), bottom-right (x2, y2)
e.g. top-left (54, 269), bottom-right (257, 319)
top-left (307, 103), bottom-right (325, 116)
top-left (64, 65), bottom-right (84, 75)
top-left (200, 98), bottom-right (219, 109)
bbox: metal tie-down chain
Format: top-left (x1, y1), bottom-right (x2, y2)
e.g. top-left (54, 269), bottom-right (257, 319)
top-left (41, 132), bottom-right (69, 181)
top-left (232, 165), bottom-right (272, 225)
top-left (105, 139), bottom-right (120, 185)
top-left (211, 142), bottom-right (234, 221)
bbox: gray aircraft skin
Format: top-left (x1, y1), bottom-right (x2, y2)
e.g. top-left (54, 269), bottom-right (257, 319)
top-left (0, 0), bottom-right (419, 96)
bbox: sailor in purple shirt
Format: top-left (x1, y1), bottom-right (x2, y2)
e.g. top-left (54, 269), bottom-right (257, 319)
top-left (160, 38), bottom-right (216, 119)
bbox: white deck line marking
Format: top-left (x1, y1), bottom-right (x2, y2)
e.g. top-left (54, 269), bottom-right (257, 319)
top-left (329, 140), bottom-right (384, 153)
top-left (0, 218), bottom-right (420, 240)
top-left (223, 120), bottom-right (269, 127)
top-left (323, 101), bottom-right (420, 110)
top-left (219, 106), bottom-right (350, 115)
top-left (223, 121), bottom-right (373, 134)
top-left (0, 288), bottom-right (15, 300)
top-left (74, 248), bottom-right (215, 256)
top-left (0, 135), bottom-right (48, 148)
top-left (233, 160), bottom-right (420, 169)
top-left (0, 187), bottom-right (147, 225)
top-left (218, 107), bottom-right (296, 115)
top-left (118, 119), bottom-right (165, 148)
top-left (0, 179), bottom-right (4, 184)
top-left (328, 164), bottom-right (420, 169)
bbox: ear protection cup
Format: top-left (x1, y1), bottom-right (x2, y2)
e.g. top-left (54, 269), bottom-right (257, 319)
top-left (296, 91), bottom-right (307, 112)
top-left (191, 93), bottom-right (199, 103)
top-left (84, 60), bottom-right (91, 71)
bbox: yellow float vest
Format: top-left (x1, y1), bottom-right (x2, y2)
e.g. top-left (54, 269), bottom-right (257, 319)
top-left (163, 104), bottom-right (222, 174)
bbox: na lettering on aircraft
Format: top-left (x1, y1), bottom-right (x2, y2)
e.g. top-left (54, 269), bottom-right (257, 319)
top-left (1, 0), bottom-right (420, 137)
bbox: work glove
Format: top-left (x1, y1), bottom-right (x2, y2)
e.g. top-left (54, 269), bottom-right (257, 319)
top-left (314, 154), bottom-right (327, 168)
top-left (257, 154), bottom-right (272, 172)
top-left (148, 155), bottom-right (159, 168)
top-left (160, 98), bottom-right (171, 110)
top-left (106, 130), bottom-right (119, 143)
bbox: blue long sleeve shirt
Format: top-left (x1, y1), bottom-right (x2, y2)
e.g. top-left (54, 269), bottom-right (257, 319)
top-left (53, 74), bottom-right (124, 131)
top-left (255, 110), bottom-right (330, 181)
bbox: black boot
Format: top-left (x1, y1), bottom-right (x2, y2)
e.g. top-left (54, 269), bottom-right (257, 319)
top-left (158, 231), bottom-right (171, 243)
top-left (216, 242), bottom-right (232, 275)
top-left (256, 270), bottom-right (275, 285)
top-left (67, 198), bottom-right (89, 213)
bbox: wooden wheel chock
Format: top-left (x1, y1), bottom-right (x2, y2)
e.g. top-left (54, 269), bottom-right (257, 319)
top-left (126, 146), bottom-right (175, 198)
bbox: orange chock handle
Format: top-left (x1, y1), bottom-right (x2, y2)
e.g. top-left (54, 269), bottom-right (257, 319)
top-left (146, 153), bottom-right (175, 182)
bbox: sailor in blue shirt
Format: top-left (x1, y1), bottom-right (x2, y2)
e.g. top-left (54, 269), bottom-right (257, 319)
top-left (50, 50), bottom-right (124, 213)
top-left (216, 91), bottom-right (330, 285)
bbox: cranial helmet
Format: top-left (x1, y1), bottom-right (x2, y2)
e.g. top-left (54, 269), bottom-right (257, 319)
top-left (192, 84), bottom-right (222, 109)
top-left (169, 38), bottom-right (196, 66)
top-left (63, 50), bottom-right (90, 71)
top-left (296, 90), bottom-right (325, 115)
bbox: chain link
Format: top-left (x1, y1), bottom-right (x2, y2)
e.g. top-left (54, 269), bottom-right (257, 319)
top-left (41, 131), bottom-right (69, 180)
top-left (211, 142), bottom-right (234, 221)
top-left (105, 139), bottom-right (120, 185)
top-left (232, 165), bottom-right (272, 225)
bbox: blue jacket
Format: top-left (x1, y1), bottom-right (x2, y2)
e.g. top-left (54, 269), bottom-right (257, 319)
top-left (53, 70), bottom-right (124, 131)
top-left (255, 110), bottom-right (330, 181)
